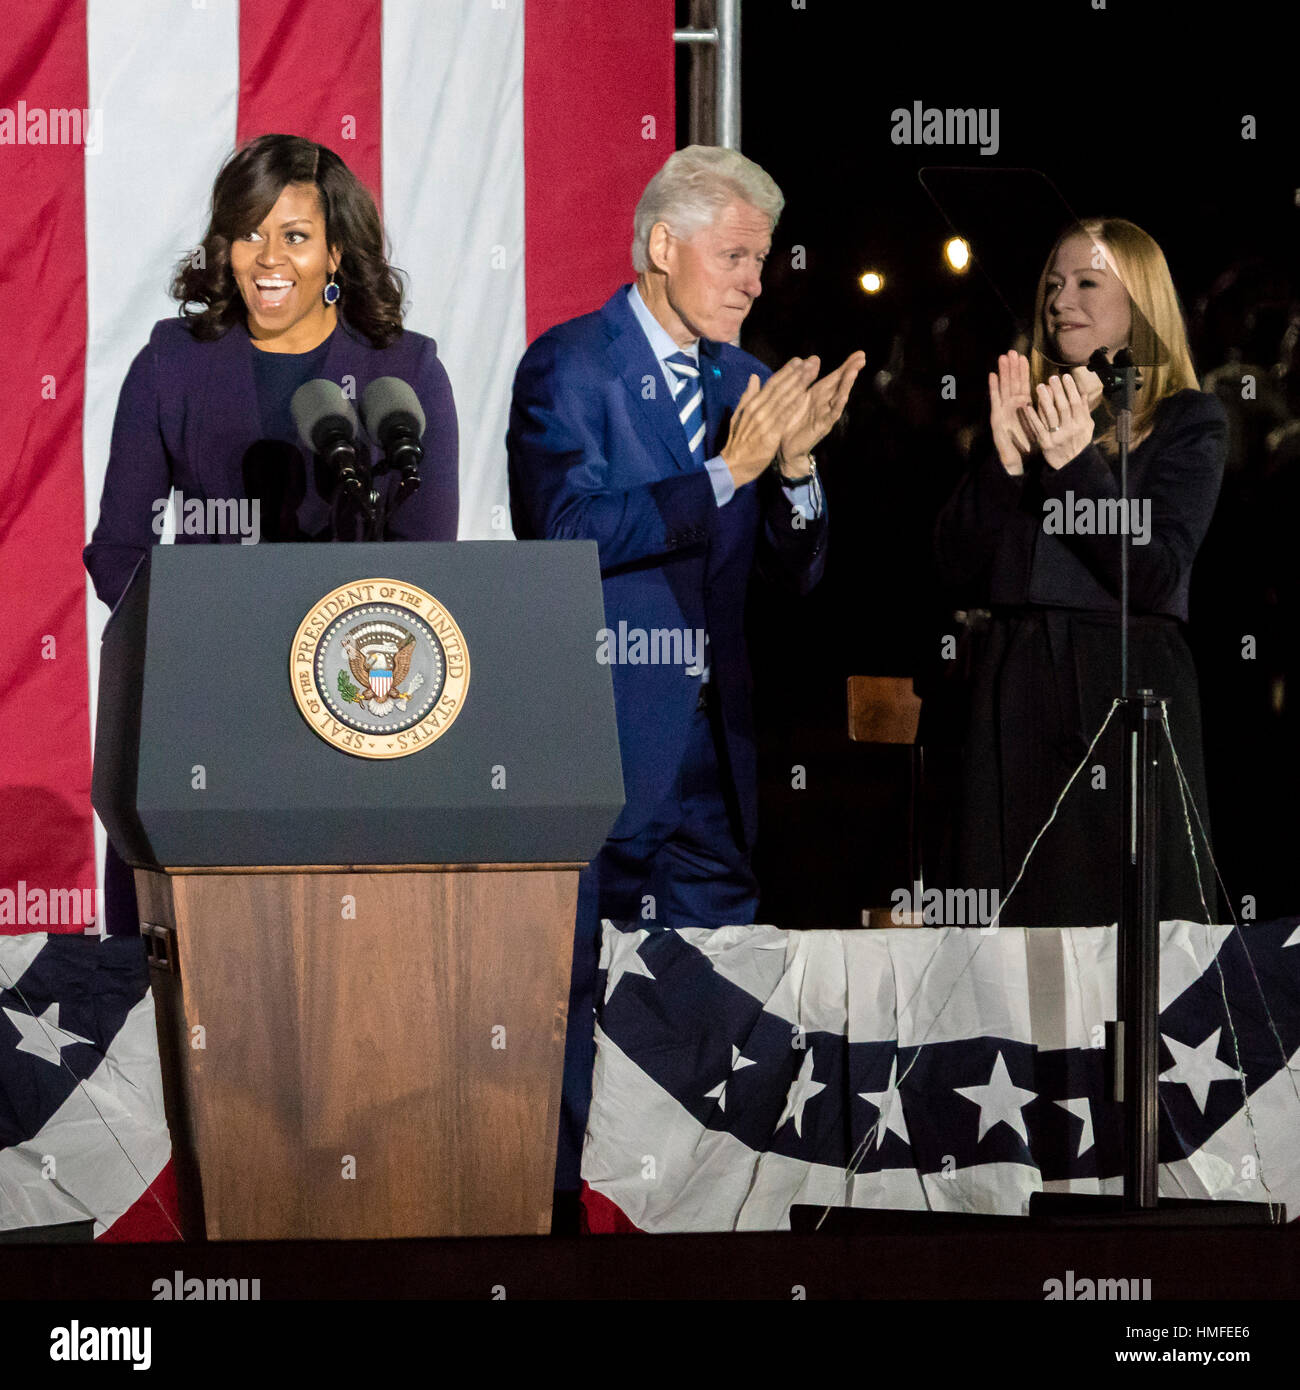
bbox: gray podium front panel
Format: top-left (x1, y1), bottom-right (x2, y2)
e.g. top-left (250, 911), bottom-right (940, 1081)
top-left (93, 542), bottom-right (624, 866)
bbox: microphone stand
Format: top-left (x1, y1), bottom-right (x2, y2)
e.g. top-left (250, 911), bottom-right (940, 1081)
top-left (328, 459), bottom-right (380, 542)
top-left (337, 460), bottom-right (416, 542)
top-left (363, 483), bottom-right (384, 542)
top-left (367, 422), bottom-right (424, 542)
top-left (1027, 350), bottom-right (1278, 1226)
top-left (315, 431), bottom-right (375, 544)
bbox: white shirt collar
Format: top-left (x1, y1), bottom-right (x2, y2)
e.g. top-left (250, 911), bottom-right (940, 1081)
top-left (628, 283), bottom-right (698, 364)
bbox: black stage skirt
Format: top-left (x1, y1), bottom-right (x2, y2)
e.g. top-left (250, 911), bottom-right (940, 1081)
top-left (953, 608), bottom-right (1218, 928)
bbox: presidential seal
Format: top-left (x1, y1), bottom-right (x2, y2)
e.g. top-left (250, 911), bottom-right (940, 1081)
top-left (289, 579), bottom-right (469, 758)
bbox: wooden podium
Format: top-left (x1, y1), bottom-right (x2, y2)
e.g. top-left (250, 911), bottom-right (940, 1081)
top-left (94, 543), bottom-right (624, 1241)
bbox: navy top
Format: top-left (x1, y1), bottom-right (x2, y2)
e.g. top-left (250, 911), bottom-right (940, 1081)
top-left (244, 332), bottom-right (337, 542)
top-left (85, 314), bottom-right (460, 609)
top-left (249, 331), bottom-right (333, 440)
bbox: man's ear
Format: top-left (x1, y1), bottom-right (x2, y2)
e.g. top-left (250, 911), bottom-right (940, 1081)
top-left (646, 221), bottom-right (674, 275)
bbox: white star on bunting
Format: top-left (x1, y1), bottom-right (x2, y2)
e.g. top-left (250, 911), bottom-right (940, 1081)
top-left (955, 1050), bottom-right (1038, 1144)
top-left (704, 1043), bottom-right (758, 1113)
top-left (859, 1054), bottom-right (910, 1148)
top-left (603, 929), bottom-right (657, 1002)
top-left (777, 1048), bottom-right (825, 1139)
top-left (1160, 1027), bottom-right (1243, 1113)
top-left (4, 1002), bottom-right (95, 1067)
top-left (1054, 1097), bottom-right (1095, 1158)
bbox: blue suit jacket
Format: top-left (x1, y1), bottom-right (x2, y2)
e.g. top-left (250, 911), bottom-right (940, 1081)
top-left (84, 315), bottom-right (459, 610)
top-left (507, 285), bottom-right (827, 846)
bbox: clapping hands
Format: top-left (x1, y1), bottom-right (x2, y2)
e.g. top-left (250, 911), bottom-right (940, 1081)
top-left (989, 349), bottom-right (1094, 474)
top-left (777, 350), bottom-right (866, 474)
top-left (721, 350), bottom-right (866, 489)
top-left (1024, 373), bottom-right (1094, 469)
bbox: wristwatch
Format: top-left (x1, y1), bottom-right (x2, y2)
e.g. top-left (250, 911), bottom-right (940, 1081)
top-left (774, 451), bottom-right (816, 486)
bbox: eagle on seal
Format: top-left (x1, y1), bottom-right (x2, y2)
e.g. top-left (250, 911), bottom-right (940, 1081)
top-left (341, 632), bottom-right (418, 715)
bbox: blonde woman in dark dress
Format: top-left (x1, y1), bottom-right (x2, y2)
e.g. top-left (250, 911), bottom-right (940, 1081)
top-left (935, 218), bottom-right (1225, 927)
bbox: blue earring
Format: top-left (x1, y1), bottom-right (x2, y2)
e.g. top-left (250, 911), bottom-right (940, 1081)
top-left (323, 272), bottom-right (340, 305)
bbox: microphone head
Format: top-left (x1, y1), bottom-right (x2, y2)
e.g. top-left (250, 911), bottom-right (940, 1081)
top-left (362, 376), bottom-right (426, 441)
top-left (290, 379), bottom-right (359, 453)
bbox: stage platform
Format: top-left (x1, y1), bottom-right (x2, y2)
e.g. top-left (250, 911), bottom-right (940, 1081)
top-left (6, 1217), bottom-right (1297, 1301)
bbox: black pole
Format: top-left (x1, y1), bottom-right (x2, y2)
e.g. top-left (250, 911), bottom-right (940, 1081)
top-left (1120, 689), bottom-right (1162, 1210)
top-left (1028, 352), bottom-right (1279, 1224)
top-left (1101, 347), bottom-right (1164, 1209)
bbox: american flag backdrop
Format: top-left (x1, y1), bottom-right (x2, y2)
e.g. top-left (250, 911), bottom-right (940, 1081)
top-left (0, 0), bottom-right (673, 1239)
top-left (0, 0), bottom-right (674, 940)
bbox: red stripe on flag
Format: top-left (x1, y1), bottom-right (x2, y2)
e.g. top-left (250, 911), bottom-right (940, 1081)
top-left (580, 1180), bottom-right (644, 1234)
top-left (0, 2), bottom-right (95, 935)
top-left (523, 0), bottom-right (676, 341)
top-left (95, 1159), bottom-right (181, 1244)
top-left (237, 0), bottom-right (383, 213)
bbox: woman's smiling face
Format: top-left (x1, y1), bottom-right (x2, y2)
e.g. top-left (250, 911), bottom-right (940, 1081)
top-left (230, 182), bottom-right (339, 350)
top-left (1043, 232), bottom-right (1132, 367)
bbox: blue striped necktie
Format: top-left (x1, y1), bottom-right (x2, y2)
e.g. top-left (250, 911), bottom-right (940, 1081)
top-left (663, 351), bottom-right (706, 467)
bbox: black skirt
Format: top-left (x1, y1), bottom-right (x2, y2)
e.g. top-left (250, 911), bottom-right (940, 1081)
top-left (954, 608), bottom-right (1217, 927)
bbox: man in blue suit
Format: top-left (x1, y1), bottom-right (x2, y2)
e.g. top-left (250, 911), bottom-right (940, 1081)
top-left (507, 146), bottom-right (863, 1221)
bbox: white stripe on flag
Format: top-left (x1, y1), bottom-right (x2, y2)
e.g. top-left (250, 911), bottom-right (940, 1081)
top-left (83, 0), bottom-right (240, 910)
top-left (1162, 1041), bottom-right (1300, 1208)
top-left (382, 0), bottom-right (526, 541)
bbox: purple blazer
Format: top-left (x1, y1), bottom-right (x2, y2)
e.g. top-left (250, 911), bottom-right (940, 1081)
top-left (84, 314), bottom-right (459, 609)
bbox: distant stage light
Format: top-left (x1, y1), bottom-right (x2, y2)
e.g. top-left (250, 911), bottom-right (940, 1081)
top-left (859, 270), bottom-right (884, 294)
top-left (945, 237), bottom-right (971, 272)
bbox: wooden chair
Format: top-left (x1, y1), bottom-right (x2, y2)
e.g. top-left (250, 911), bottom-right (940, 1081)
top-left (847, 676), bottom-right (925, 927)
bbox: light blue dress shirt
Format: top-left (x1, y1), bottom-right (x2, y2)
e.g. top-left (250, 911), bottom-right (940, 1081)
top-left (626, 285), bottom-right (822, 521)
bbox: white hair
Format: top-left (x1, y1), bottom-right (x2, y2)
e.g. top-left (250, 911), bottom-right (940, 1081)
top-left (631, 145), bottom-right (784, 273)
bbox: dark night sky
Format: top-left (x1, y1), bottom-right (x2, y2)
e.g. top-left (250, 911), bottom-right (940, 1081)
top-left (737, 1), bottom-right (1293, 371)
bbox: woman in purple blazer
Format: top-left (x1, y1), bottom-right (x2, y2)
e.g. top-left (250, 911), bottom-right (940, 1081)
top-left (85, 133), bottom-right (460, 931)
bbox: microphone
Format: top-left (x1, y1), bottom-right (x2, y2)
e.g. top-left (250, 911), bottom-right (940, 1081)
top-left (1088, 347), bottom-right (1141, 404)
top-left (291, 379), bottom-right (366, 498)
top-left (361, 376), bottom-right (425, 503)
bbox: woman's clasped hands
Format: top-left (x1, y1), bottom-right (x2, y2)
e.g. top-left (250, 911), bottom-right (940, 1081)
top-left (989, 348), bottom-right (1094, 475)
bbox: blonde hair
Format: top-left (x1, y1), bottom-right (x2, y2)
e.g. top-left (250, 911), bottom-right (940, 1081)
top-left (1029, 218), bottom-right (1200, 451)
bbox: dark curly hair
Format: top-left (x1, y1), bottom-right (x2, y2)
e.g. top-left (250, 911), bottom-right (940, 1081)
top-left (172, 133), bottom-right (405, 347)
